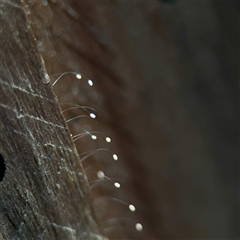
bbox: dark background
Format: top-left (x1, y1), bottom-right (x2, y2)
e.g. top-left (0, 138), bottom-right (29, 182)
top-left (29, 0), bottom-right (239, 238)
top-left (113, 1), bottom-right (239, 238)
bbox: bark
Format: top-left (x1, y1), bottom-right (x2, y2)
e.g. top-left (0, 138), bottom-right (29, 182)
top-left (0, 1), bottom-right (105, 239)
top-left (1, 0), bottom-right (238, 239)
top-left (7, 0), bottom-right (189, 239)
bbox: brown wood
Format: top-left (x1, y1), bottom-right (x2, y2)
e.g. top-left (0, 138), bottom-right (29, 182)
top-left (0, 1), bottom-right (106, 239)
top-left (14, 1), bottom-right (184, 239)
top-left (1, 0), bottom-right (237, 239)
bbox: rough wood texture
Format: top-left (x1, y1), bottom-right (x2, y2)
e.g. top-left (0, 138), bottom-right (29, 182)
top-left (21, 0), bottom-right (201, 238)
top-left (0, 1), bottom-right (105, 239)
top-left (2, 0), bottom-right (237, 239)
top-left (20, 1), bottom-right (164, 239)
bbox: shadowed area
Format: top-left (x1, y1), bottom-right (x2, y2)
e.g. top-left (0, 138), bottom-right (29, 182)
top-left (20, 0), bottom-right (239, 239)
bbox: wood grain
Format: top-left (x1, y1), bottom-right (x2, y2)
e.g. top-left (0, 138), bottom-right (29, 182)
top-left (0, 1), bottom-right (105, 239)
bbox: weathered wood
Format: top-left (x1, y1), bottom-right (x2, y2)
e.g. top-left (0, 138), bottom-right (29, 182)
top-left (0, 1), bottom-right (106, 239)
top-left (1, 0), bottom-right (237, 239)
top-left (16, 1), bottom-right (180, 239)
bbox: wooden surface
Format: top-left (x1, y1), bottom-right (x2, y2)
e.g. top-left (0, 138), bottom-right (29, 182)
top-left (1, 0), bottom-right (238, 239)
top-left (19, 0), bottom-right (170, 238)
top-left (0, 1), bottom-right (105, 239)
